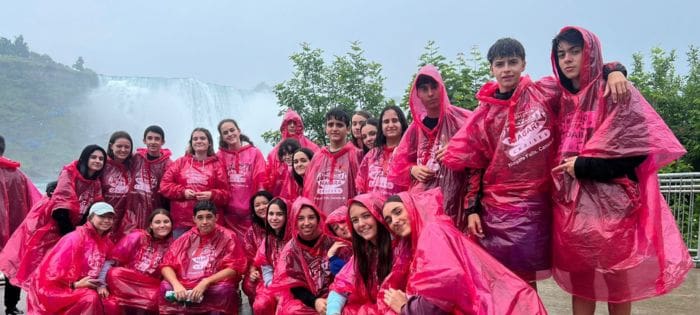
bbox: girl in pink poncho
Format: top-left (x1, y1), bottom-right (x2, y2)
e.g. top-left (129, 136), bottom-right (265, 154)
top-left (241, 190), bottom-right (273, 308)
top-left (101, 131), bottom-right (135, 240)
top-left (216, 118), bottom-right (266, 237)
top-left (280, 147), bottom-right (315, 201)
top-left (550, 26), bottom-right (692, 314)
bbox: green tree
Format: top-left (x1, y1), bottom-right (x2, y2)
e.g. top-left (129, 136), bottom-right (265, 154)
top-left (329, 41), bottom-right (386, 116)
top-left (12, 35), bottom-right (29, 57)
top-left (73, 56), bottom-right (85, 71)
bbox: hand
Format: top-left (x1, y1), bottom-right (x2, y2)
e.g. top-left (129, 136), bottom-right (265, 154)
top-left (467, 213), bottom-right (485, 238)
top-left (552, 156), bottom-right (577, 178)
top-left (383, 288), bottom-right (408, 313)
top-left (173, 282), bottom-right (188, 302)
top-left (97, 286), bottom-right (109, 298)
top-left (435, 134), bottom-right (449, 162)
top-left (189, 278), bottom-right (210, 303)
top-left (314, 298), bottom-right (327, 314)
top-left (410, 165), bottom-right (435, 183)
top-left (604, 71), bottom-right (630, 103)
top-left (327, 241), bottom-right (349, 258)
top-left (74, 276), bottom-right (100, 289)
top-left (184, 189), bottom-right (196, 199)
top-left (195, 191), bottom-right (213, 200)
top-left (248, 266), bottom-right (260, 282)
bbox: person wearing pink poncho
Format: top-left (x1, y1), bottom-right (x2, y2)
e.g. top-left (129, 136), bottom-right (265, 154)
top-left (265, 108), bottom-right (321, 196)
top-left (549, 26), bottom-right (692, 315)
top-left (280, 147), bottom-right (315, 201)
top-left (302, 107), bottom-right (361, 215)
top-left (27, 202), bottom-right (116, 315)
top-left (159, 200), bottom-right (246, 315)
top-left (160, 128), bottom-right (229, 238)
top-left (216, 118), bottom-right (266, 237)
top-left (0, 136), bottom-right (42, 315)
top-left (127, 125), bottom-right (173, 232)
top-left (0, 145), bottom-right (106, 293)
top-left (378, 188), bottom-right (547, 315)
top-left (268, 197), bottom-right (340, 314)
top-left (241, 190), bottom-right (273, 308)
top-left (388, 65), bottom-right (477, 231)
top-left (100, 209), bottom-right (173, 314)
top-left (101, 131), bottom-right (136, 241)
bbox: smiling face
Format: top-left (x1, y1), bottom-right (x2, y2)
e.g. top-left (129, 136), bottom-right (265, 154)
top-left (293, 151), bottom-right (311, 177)
top-left (253, 195), bottom-right (270, 220)
top-left (110, 137), bottom-right (132, 162)
top-left (297, 206), bottom-right (320, 241)
top-left (91, 213), bottom-right (114, 234)
top-left (361, 124), bottom-right (378, 149)
top-left (150, 213), bottom-right (172, 239)
top-left (330, 222), bottom-right (351, 240)
top-left (490, 56), bottom-right (526, 93)
top-left (219, 121), bottom-right (241, 149)
top-left (87, 150), bottom-right (105, 175)
top-left (190, 131), bottom-right (211, 155)
top-left (349, 203), bottom-right (378, 243)
top-left (143, 131), bottom-right (164, 156)
top-left (267, 203), bottom-right (287, 232)
top-left (381, 109), bottom-right (402, 142)
top-left (382, 201), bottom-right (411, 238)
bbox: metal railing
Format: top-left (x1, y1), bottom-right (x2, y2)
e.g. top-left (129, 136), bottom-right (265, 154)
top-left (659, 172), bottom-right (700, 265)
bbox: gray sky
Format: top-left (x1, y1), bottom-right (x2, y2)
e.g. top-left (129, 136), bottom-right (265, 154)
top-left (1, 0), bottom-right (697, 96)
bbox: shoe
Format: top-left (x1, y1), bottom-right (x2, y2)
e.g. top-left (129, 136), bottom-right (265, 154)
top-left (6, 307), bottom-right (25, 315)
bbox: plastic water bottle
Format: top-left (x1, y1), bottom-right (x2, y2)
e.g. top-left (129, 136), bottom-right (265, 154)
top-left (165, 290), bottom-right (177, 302)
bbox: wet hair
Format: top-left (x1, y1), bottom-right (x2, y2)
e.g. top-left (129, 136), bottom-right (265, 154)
top-left (277, 138), bottom-right (301, 162)
top-left (217, 118), bottom-right (254, 149)
top-left (415, 74), bottom-right (438, 88)
top-left (77, 144), bottom-right (107, 180)
top-left (349, 201), bottom-right (393, 295)
top-left (45, 180), bottom-right (58, 197)
top-left (487, 37), bottom-right (526, 64)
top-left (361, 118), bottom-right (380, 155)
top-left (107, 131), bottom-right (134, 166)
top-left (0, 135), bottom-right (5, 156)
top-left (193, 200), bottom-right (217, 215)
top-left (292, 147), bottom-right (315, 186)
top-left (143, 125), bottom-right (165, 141)
top-left (146, 208), bottom-right (173, 238)
top-left (187, 127), bottom-right (215, 156)
top-left (325, 107), bottom-right (351, 126)
top-left (250, 190), bottom-right (273, 228)
top-left (552, 28), bottom-right (584, 92)
top-left (375, 106), bottom-right (408, 158)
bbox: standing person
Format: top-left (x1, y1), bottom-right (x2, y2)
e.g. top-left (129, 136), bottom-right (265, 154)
top-left (302, 108), bottom-right (361, 215)
top-left (549, 26), bottom-right (691, 315)
top-left (280, 147), bottom-right (314, 201)
top-left (356, 106), bottom-right (409, 200)
top-left (160, 128), bottom-right (229, 238)
top-left (27, 202), bottom-right (116, 315)
top-left (265, 109), bottom-right (320, 196)
top-left (350, 110), bottom-right (371, 149)
top-left (359, 118), bottom-right (379, 156)
top-left (3, 145), bottom-right (106, 290)
top-left (389, 65), bottom-right (475, 231)
top-left (159, 200), bottom-right (246, 315)
top-left (101, 209), bottom-right (174, 314)
top-left (242, 190), bottom-right (273, 309)
top-left (129, 125), bottom-right (173, 231)
top-left (102, 131), bottom-right (135, 240)
top-left (216, 118), bottom-right (266, 237)
top-left (0, 135), bottom-right (41, 315)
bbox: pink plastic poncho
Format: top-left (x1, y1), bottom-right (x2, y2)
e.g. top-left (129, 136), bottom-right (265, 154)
top-left (356, 146), bottom-right (406, 200)
top-left (389, 65), bottom-right (473, 230)
top-left (550, 26), bottom-right (692, 302)
top-left (27, 222), bottom-right (114, 315)
top-left (302, 142), bottom-right (360, 215)
top-left (158, 225), bottom-right (246, 314)
top-left (325, 205), bottom-right (353, 246)
top-left (217, 145), bottom-right (266, 237)
top-left (104, 229), bottom-right (172, 312)
top-left (0, 161), bottom-right (102, 289)
top-left (269, 197), bottom-right (335, 315)
top-left (443, 76), bottom-right (556, 280)
top-left (265, 109), bottom-right (321, 195)
top-left (241, 222), bottom-right (266, 305)
top-left (126, 148), bottom-right (172, 231)
top-left (159, 154), bottom-right (230, 229)
top-left (101, 158), bottom-right (134, 240)
top-left (0, 156), bottom-right (41, 249)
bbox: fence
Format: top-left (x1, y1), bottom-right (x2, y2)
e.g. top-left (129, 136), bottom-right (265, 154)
top-left (659, 172), bottom-right (700, 265)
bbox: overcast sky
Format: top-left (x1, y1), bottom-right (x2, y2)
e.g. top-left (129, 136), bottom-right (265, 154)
top-left (1, 0), bottom-right (697, 96)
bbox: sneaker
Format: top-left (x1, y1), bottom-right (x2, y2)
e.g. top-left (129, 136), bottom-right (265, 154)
top-left (5, 308), bottom-right (25, 315)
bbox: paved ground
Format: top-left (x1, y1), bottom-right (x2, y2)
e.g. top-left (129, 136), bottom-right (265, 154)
top-left (2, 269), bottom-right (698, 314)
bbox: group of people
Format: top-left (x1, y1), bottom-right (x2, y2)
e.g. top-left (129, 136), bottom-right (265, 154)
top-left (0, 26), bottom-right (693, 315)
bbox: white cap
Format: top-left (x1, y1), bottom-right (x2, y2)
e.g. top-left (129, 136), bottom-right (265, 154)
top-left (89, 202), bottom-right (115, 216)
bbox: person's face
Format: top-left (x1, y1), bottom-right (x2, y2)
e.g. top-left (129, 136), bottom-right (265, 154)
top-left (361, 124), bottom-right (378, 149)
top-left (282, 151), bottom-right (293, 166)
top-left (416, 81), bottom-right (440, 112)
top-left (286, 120), bottom-right (298, 136)
top-left (150, 213), bottom-right (172, 239)
top-left (194, 210), bottom-right (217, 235)
top-left (91, 213), bottom-right (114, 234)
top-left (267, 203), bottom-right (286, 232)
top-left (219, 122), bottom-right (241, 148)
top-left (382, 201), bottom-right (411, 238)
top-left (350, 204), bottom-right (378, 242)
top-left (293, 151), bottom-right (310, 177)
top-left (297, 206), bottom-right (320, 240)
top-left (190, 131), bottom-right (210, 154)
top-left (331, 222), bottom-right (351, 240)
top-left (326, 118), bottom-right (349, 144)
top-left (111, 138), bottom-right (132, 162)
top-left (351, 114), bottom-right (367, 139)
top-left (381, 109), bottom-right (402, 141)
top-left (88, 150), bottom-right (105, 173)
top-left (557, 41), bottom-right (583, 82)
top-left (490, 56), bottom-right (526, 92)
top-left (143, 131), bottom-right (164, 155)
top-left (253, 195), bottom-right (270, 220)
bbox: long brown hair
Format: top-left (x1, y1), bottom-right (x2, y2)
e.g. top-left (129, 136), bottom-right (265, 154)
top-left (146, 208), bottom-right (173, 239)
top-left (350, 201), bottom-right (393, 295)
top-left (187, 127), bottom-right (215, 156)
